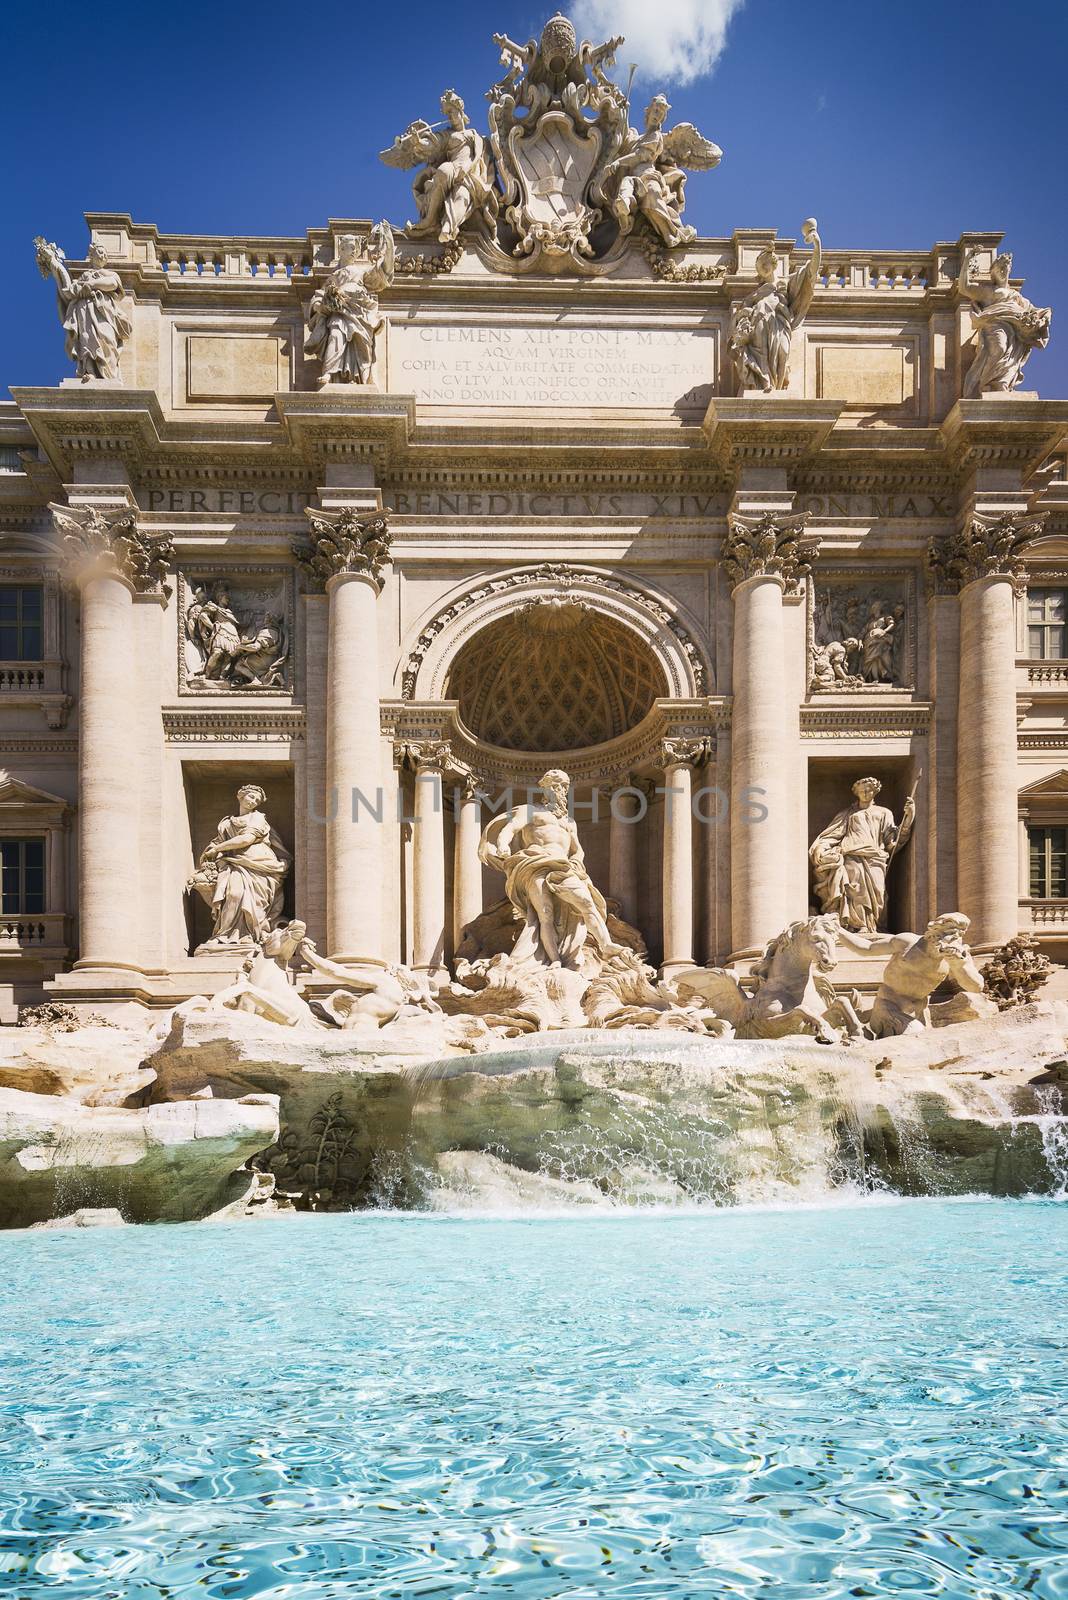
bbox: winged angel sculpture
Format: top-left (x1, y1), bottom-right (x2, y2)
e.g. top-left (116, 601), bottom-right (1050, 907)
top-left (378, 14), bottom-right (722, 272)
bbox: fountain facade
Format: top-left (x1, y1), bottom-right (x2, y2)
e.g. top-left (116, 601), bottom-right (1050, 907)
top-left (1, 16), bottom-right (1067, 1222)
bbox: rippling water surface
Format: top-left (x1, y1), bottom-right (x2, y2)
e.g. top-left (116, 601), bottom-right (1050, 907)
top-left (1, 1201), bottom-right (1067, 1598)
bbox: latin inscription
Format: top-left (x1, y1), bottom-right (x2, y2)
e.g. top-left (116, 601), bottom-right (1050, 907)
top-left (388, 324), bottom-right (715, 410)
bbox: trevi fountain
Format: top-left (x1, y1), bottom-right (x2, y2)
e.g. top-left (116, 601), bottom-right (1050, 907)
top-left (1, 15), bottom-right (1067, 1600)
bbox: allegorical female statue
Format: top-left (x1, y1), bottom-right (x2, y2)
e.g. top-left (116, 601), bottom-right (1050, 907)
top-left (304, 223), bottom-right (394, 388)
top-left (380, 91), bottom-right (498, 244)
top-left (478, 769), bottom-right (622, 969)
top-left (809, 776), bottom-right (915, 933)
top-left (34, 237), bottom-right (132, 382)
top-left (728, 219), bottom-right (821, 392)
top-left (187, 784), bottom-right (291, 949)
top-left (957, 247), bottom-right (1052, 396)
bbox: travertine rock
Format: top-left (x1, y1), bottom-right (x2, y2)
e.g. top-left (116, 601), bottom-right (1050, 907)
top-left (0, 1086), bottom-right (279, 1228)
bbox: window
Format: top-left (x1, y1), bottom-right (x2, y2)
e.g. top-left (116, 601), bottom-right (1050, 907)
top-left (0, 585), bottom-right (43, 661)
top-left (0, 839), bottom-right (45, 915)
top-left (1029, 826), bottom-right (1068, 899)
top-left (1027, 589), bottom-right (1067, 660)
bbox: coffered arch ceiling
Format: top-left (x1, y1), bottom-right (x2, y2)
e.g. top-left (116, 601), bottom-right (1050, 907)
top-left (446, 597), bottom-right (667, 752)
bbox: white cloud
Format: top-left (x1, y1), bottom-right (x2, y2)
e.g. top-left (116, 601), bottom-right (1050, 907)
top-left (569, 0), bottom-right (744, 87)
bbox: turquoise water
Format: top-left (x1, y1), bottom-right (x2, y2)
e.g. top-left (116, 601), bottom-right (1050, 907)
top-left (1, 1202), bottom-right (1067, 1598)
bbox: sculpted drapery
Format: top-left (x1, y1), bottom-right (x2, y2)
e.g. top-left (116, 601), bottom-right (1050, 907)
top-left (809, 777), bottom-right (914, 934)
top-left (188, 785), bottom-right (291, 948)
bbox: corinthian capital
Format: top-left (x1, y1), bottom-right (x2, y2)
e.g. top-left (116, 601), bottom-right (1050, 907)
top-left (395, 738), bottom-right (455, 774)
top-left (51, 501), bottom-right (173, 594)
top-left (661, 736), bottom-right (712, 769)
top-left (723, 511), bottom-right (820, 593)
top-left (926, 512), bottom-right (1048, 596)
top-left (296, 507), bottom-right (393, 592)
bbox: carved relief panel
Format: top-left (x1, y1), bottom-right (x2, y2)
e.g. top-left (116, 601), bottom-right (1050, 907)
top-left (177, 568), bottom-right (294, 694)
top-left (808, 570), bottom-right (916, 694)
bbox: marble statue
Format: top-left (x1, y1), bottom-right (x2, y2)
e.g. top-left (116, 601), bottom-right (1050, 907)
top-left (839, 914), bottom-right (985, 1037)
top-left (215, 921), bottom-right (318, 1027)
top-left (729, 220), bottom-right (822, 393)
top-left (187, 784), bottom-right (291, 950)
top-left (957, 247), bottom-right (1052, 396)
top-left (185, 582), bottom-right (288, 689)
top-left (809, 777), bottom-right (916, 933)
top-left (810, 638), bottom-right (863, 690)
top-left (478, 768), bottom-right (623, 969)
top-left (304, 224), bottom-right (394, 387)
top-left (381, 91), bottom-right (498, 244)
top-left (600, 95), bottom-right (722, 250)
top-left (34, 237), bottom-right (132, 382)
top-left (675, 915), bottom-right (866, 1044)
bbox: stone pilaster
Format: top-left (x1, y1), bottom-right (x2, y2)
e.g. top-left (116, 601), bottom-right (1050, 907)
top-left (52, 496), bottom-right (173, 973)
top-left (928, 511), bottom-right (1047, 945)
top-left (296, 506), bottom-right (392, 965)
top-left (660, 738), bottom-right (709, 974)
top-left (724, 509), bottom-right (821, 954)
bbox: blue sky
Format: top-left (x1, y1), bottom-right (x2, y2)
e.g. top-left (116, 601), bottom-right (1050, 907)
top-left (4, 0), bottom-right (1066, 394)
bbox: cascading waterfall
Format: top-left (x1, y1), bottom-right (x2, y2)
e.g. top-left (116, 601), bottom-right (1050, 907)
top-left (409, 1034), bottom-right (1068, 1212)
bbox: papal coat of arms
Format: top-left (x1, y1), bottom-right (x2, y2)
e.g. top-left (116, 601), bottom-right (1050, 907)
top-left (380, 13), bottom-right (721, 274)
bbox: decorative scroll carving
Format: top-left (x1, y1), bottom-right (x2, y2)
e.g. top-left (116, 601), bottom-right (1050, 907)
top-left (381, 92), bottom-right (498, 244)
top-left (296, 509), bottom-right (393, 592)
top-left (641, 237), bottom-right (727, 282)
top-left (722, 512), bottom-right (819, 593)
top-left (957, 247), bottom-right (1052, 396)
top-left (34, 237), bottom-right (131, 382)
top-left (183, 574), bottom-right (290, 691)
top-left (304, 224), bottom-right (394, 388)
top-left (926, 512), bottom-right (1048, 596)
top-left (395, 738), bottom-right (457, 775)
top-left (729, 220), bottom-right (821, 393)
top-left (51, 503), bottom-right (173, 594)
top-left (395, 241), bottom-right (463, 276)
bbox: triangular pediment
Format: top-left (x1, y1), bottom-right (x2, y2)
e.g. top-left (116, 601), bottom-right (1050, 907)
top-left (1020, 769), bottom-right (1068, 799)
top-left (0, 770), bottom-right (69, 809)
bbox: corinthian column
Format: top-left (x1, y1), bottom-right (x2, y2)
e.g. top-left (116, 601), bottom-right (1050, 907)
top-left (929, 512), bottom-right (1046, 946)
top-left (453, 774), bottom-right (484, 950)
top-left (53, 500), bottom-right (173, 971)
top-left (297, 509), bottom-right (392, 964)
top-left (661, 739), bottom-right (708, 974)
top-left (725, 511), bottom-right (820, 954)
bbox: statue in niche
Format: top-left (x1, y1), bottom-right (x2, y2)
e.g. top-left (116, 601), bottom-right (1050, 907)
top-left (811, 586), bottom-right (907, 691)
top-left (477, 768), bottom-right (623, 970)
top-left (34, 237), bottom-right (131, 382)
top-left (185, 581), bottom-right (289, 689)
top-left (380, 91), bottom-right (498, 244)
top-left (729, 220), bottom-right (821, 393)
top-left (599, 95), bottom-right (722, 250)
top-left (838, 914), bottom-right (986, 1037)
top-left (304, 223), bottom-right (394, 388)
top-left (957, 247), bottom-right (1052, 396)
top-left (187, 784), bottom-right (291, 950)
top-left (809, 776), bottom-right (916, 933)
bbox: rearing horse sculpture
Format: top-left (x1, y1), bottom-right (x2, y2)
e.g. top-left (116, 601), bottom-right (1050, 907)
top-left (673, 915), bottom-right (865, 1044)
